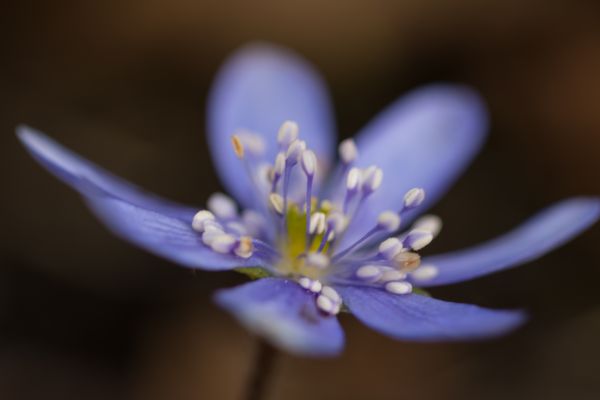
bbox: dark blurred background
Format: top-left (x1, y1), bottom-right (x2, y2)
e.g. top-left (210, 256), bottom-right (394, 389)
top-left (1, 1), bottom-right (600, 399)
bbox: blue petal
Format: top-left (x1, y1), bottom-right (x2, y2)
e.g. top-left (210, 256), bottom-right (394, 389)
top-left (337, 286), bottom-right (525, 341)
top-left (85, 195), bottom-right (274, 270)
top-left (342, 84), bottom-right (488, 244)
top-left (17, 126), bottom-right (267, 270)
top-left (416, 197), bottom-right (600, 287)
top-left (215, 278), bottom-right (344, 356)
top-left (207, 43), bottom-right (336, 207)
top-left (17, 125), bottom-right (196, 220)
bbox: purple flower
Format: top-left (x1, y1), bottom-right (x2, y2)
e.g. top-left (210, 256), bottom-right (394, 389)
top-left (18, 43), bottom-right (599, 357)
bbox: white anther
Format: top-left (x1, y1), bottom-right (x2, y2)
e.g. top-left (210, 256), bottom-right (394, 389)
top-left (316, 294), bottom-right (336, 314)
top-left (411, 264), bottom-right (439, 281)
top-left (298, 276), bottom-right (312, 289)
top-left (326, 230), bottom-right (336, 242)
top-left (201, 224), bottom-right (225, 246)
top-left (378, 268), bottom-right (407, 282)
top-left (273, 152), bottom-right (286, 178)
top-left (385, 281), bottom-right (413, 295)
top-left (308, 280), bottom-right (323, 293)
top-left (377, 211), bottom-right (401, 232)
top-left (269, 193), bottom-right (284, 215)
top-left (207, 193), bottom-right (237, 219)
top-left (327, 212), bottom-right (348, 234)
top-left (346, 167), bottom-right (361, 191)
top-left (309, 212), bottom-right (326, 235)
top-left (300, 149), bottom-right (317, 177)
top-left (202, 219), bottom-right (223, 231)
top-left (231, 135), bottom-right (244, 159)
top-left (404, 188), bottom-right (426, 209)
top-left (356, 265), bottom-right (382, 282)
top-left (403, 229), bottom-right (433, 251)
top-left (339, 138), bottom-right (358, 164)
top-left (236, 131), bottom-right (265, 156)
top-left (321, 286), bottom-right (341, 304)
top-left (378, 237), bottom-right (405, 260)
top-left (210, 234), bottom-right (237, 254)
top-left (306, 252), bottom-right (330, 269)
top-left (285, 140), bottom-right (306, 165)
top-left (234, 236), bottom-right (253, 258)
top-left (392, 251), bottom-right (421, 272)
top-left (361, 166), bottom-right (383, 193)
top-left (277, 120), bottom-right (299, 149)
top-left (192, 210), bottom-right (215, 232)
top-left (413, 215), bottom-right (442, 237)
top-left (241, 210), bottom-right (265, 237)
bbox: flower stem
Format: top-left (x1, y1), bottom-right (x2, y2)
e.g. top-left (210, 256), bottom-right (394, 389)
top-left (244, 339), bottom-right (278, 400)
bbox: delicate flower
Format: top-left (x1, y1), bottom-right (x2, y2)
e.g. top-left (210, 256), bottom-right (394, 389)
top-left (18, 43), bottom-right (599, 357)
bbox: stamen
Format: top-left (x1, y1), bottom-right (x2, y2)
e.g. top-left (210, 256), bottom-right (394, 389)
top-left (356, 265), bottom-right (383, 282)
top-left (271, 152), bottom-right (286, 192)
top-left (316, 295), bottom-right (335, 313)
top-left (377, 211), bottom-right (401, 232)
top-left (234, 236), bottom-right (254, 258)
top-left (210, 234), bottom-right (237, 254)
top-left (235, 131), bottom-right (265, 157)
top-left (269, 193), bottom-right (284, 215)
top-left (192, 210), bottom-right (215, 232)
top-left (309, 212), bottom-right (326, 235)
top-left (403, 188), bottom-right (426, 210)
top-left (308, 279), bottom-right (323, 293)
top-left (318, 212), bottom-right (346, 252)
top-left (306, 252), bottom-right (329, 269)
top-left (360, 166), bottom-right (383, 195)
top-left (378, 237), bottom-right (405, 260)
top-left (301, 149), bottom-right (317, 248)
top-left (392, 251), bottom-right (421, 272)
top-left (207, 193), bottom-right (238, 220)
top-left (201, 223), bottom-right (225, 246)
top-left (338, 138), bottom-right (358, 164)
top-left (385, 281), bottom-right (413, 295)
top-left (285, 140), bottom-right (306, 166)
top-left (231, 135), bottom-right (244, 159)
top-left (410, 264), bottom-right (439, 281)
top-left (300, 149), bottom-right (317, 177)
top-left (321, 286), bottom-right (341, 304)
top-left (378, 268), bottom-right (407, 282)
top-left (316, 286), bottom-right (342, 315)
top-left (412, 214), bottom-right (442, 237)
top-left (402, 230), bottom-right (433, 251)
top-left (343, 167), bottom-right (361, 214)
top-left (277, 120), bottom-right (299, 149)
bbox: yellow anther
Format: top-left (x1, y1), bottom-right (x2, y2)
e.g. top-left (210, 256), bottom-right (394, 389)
top-left (231, 135), bottom-right (244, 159)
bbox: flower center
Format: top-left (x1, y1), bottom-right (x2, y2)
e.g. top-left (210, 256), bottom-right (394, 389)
top-left (191, 121), bottom-right (442, 315)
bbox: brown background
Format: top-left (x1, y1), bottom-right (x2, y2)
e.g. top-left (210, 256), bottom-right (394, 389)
top-left (1, 0), bottom-right (599, 399)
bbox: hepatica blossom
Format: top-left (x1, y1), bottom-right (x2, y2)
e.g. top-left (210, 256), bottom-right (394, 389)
top-left (19, 44), bottom-right (599, 357)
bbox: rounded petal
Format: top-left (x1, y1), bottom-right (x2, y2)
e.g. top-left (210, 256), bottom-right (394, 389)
top-left (215, 278), bottom-right (344, 356)
top-left (85, 195), bottom-right (274, 270)
top-left (342, 84), bottom-right (488, 244)
top-left (207, 43), bottom-right (336, 207)
top-left (17, 126), bottom-right (266, 270)
top-left (416, 197), bottom-right (600, 287)
top-left (17, 125), bottom-right (196, 220)
top-left (337, 286), bottom-right (525, 341)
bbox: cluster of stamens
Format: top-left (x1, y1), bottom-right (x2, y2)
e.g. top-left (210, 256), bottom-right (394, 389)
top-left (191, 121), bottom-right (442, 316)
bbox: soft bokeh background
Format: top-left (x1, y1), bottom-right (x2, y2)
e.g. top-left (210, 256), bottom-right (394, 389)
top-left (1, 0), bottom-right (599, 399)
